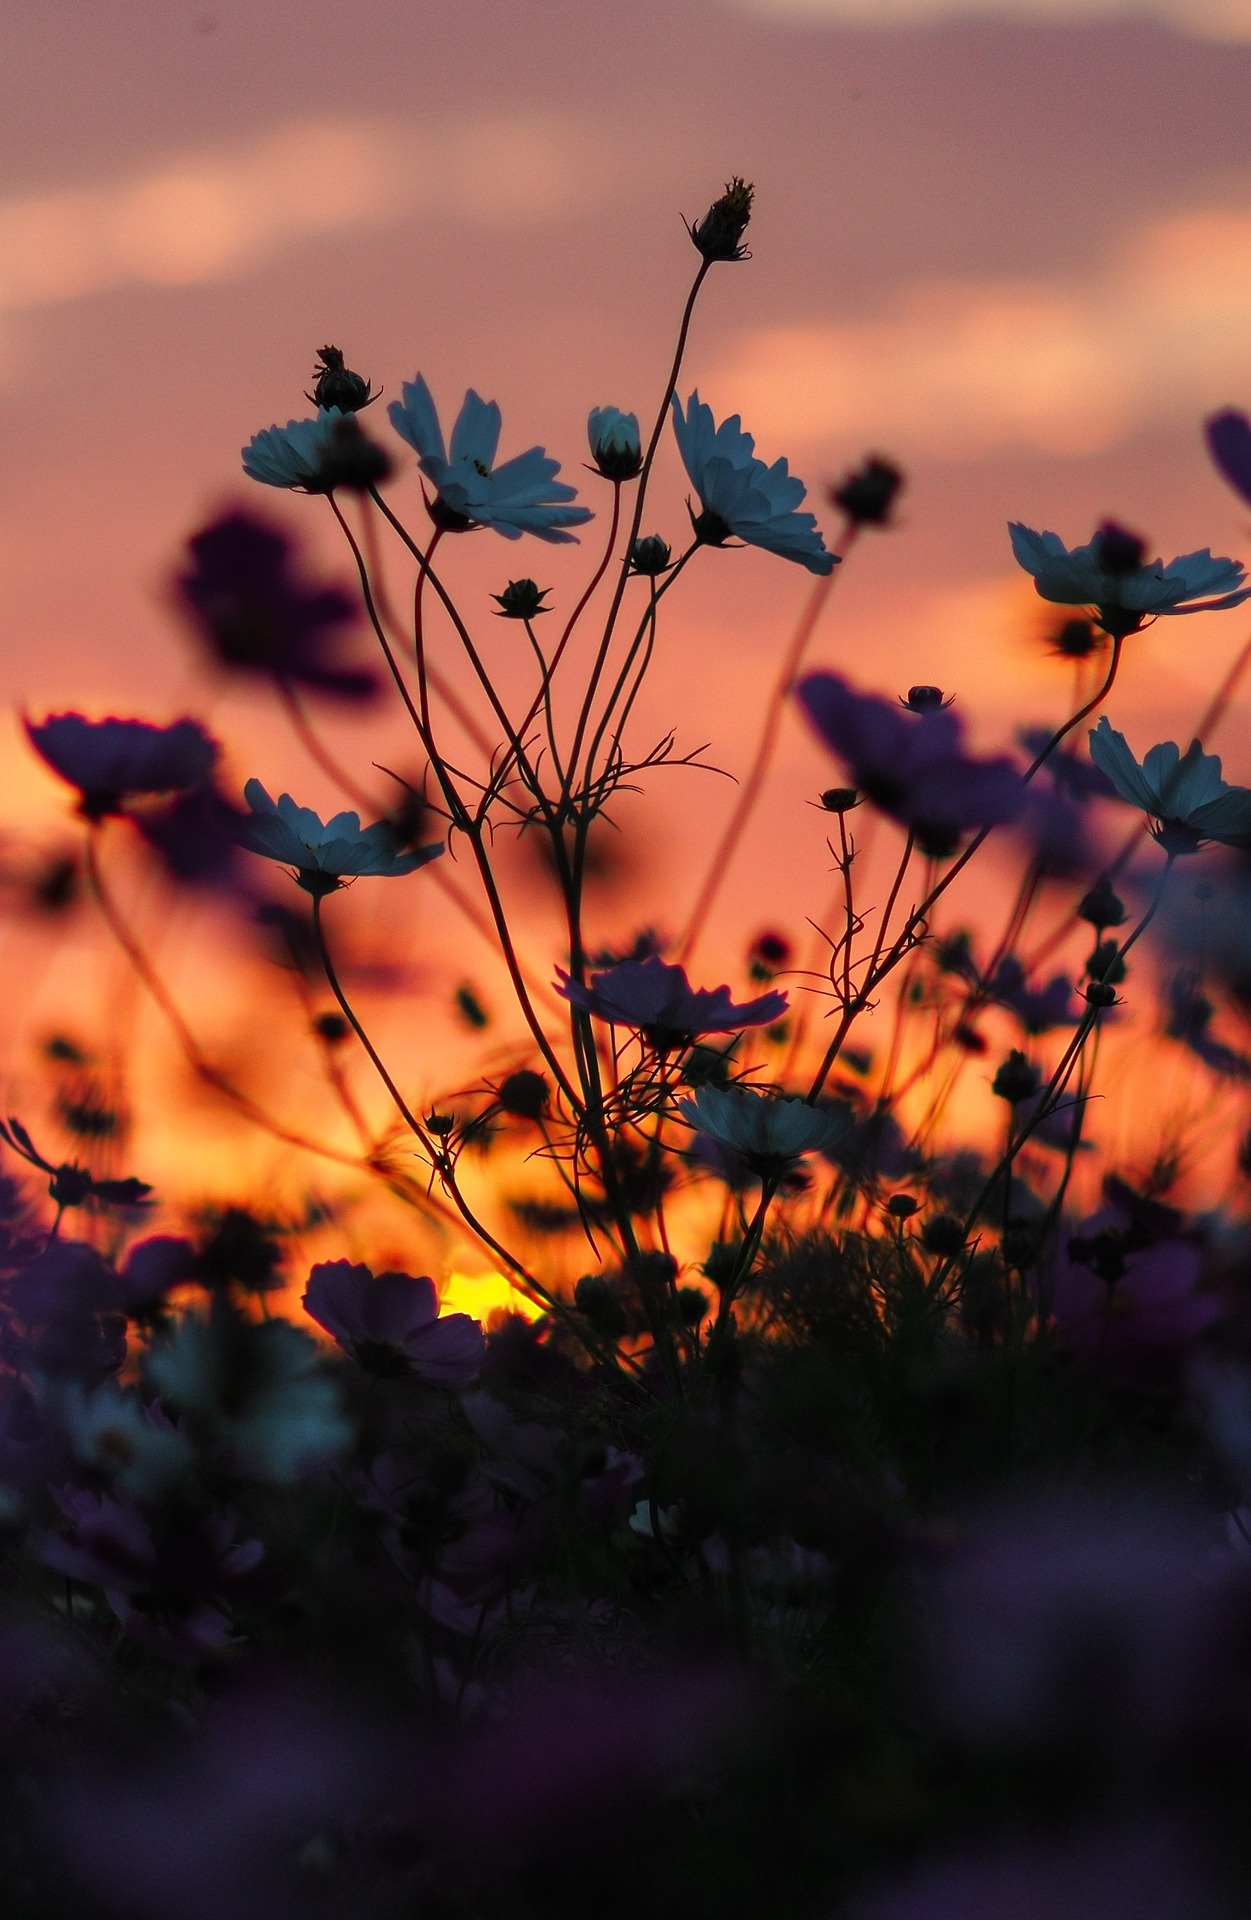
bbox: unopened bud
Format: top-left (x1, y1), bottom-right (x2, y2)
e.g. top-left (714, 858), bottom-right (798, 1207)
top-left (902, 685), bottom-right (949, 712)
top-left (497, 1069), bottom-right (550, 1120)
top-left (922, 1212), bottom-right (966, 1256)
top-left (1086, 939), bottom-right (1126, 986)
top-left (1052, 617), bottom-right (1100, 658)
top-left (830, 455), bottom-right (903, 527)
top-left (686, 176), bottom-right (754, 262)
top-left (588, 406), bottom-right (642, 480)
top-left (993, 1049), bottom-right (1042, 1105)
top-left (630, 535), bottom-right (671, 576)
top-left (1085, 980), bottom-right (1118, 1008)
top-left (307, 345), bottom-right (375, 413)
top-left (886, 1193), bottom-right (919, 1219)
top-left (1078, 877), bottom-right (1126, 930)
top-left (492, 578), bottom-right (551, 620)
top-left (820, 787), bottom-right (858, 812)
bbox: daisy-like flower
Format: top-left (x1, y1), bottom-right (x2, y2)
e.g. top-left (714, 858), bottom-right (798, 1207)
top-left (678, 1084), bottom-right (852, 1173)
top-left (26, 714), bottom-right (217, 820)
top-left (238, 779), bottom-right (443, 894)
top-left (1088, 717), bottom-right (1251, 854)
top-left (388, 375), bottom-right (592, 542)
top-left (671, 393), bottom-right (836, 575)
top-left (242, 408), bottom-right (390, 493)
top-left (303, 1261), bottom-right (486, 1385)
top-left (554, 956), bottom-right (786, 1048)
top-left (587, 406), bottom-right (642, 480)
top-left (1009, 521), bottom-right (1250, 637)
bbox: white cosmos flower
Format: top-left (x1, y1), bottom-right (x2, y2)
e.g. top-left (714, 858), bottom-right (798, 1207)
top-left (242, 409), bottom-right (348, 490)
top-left (671, 392), bottom-right (837, 576)
top-left (388, 376), bottom-right (592, 542)
top-left (240, 779), bottom-right (443, 892)
top-left (679, 1084), bottom-right (853, 1169)
top-left (1009, 524), bottom-right (1250, 622)
top-left (1089, 717), bottom-right (1251, 853)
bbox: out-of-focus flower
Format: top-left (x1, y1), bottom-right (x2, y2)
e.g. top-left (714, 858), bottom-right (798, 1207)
top-left (853, 1831), bottom-right (1228, 1920)
top-left (238, 780), bottom-right (443, 894)
top-left (678, 1085), bottom-right (853, 1171)
top-left (51, 1379), bottom-right (194, 1501)
top-left (174, 510), bottom-right (377, 699)
top-left (388, 376), bottom-right (592, 541)
top-left (671, 393), bottom-right (836, 575)
top-left (306, 343), bottom-right (375, 413)
top-left (587, 406), bottom-right (642, 480)
top-left (1165, 970), bottom-right (1251, 1078)
top-left (555, 955), bottom-right (786, 1046)
top-left (0, 1116), bottom-right (152, 1213)
top-left (1088, 718), bottom-right (1251, 854)
top-left (829, 454), bottom-right (904, 527)
top-left (1205, 406), bottom-right (1251, 506)
top-left (26, 715), bottom-right (217, 820)
top-left (242, 407), bottom-right (390, 492)
top-left (1010, 521), bottom-right (1250, 636)
top-left (5, 1240), bottom-right (127, 1380)
top-left (989, 957), bottom-right (1077, 1034)
top-left (1018, 726), bottom-right (1117, 803)
top-left (110, 1236), bottom-right (199, 1316)
top-left (1048, 1202), bottom-right (1216, 1384)
top-left (144, 1306), bottom-right (351, 1483)
top-left (797, 673), bottom-right (1023, 856)
top-left (303, 1260), bottom-right (485, 1385)
top-left (685, 175), bottom-right (754, 261)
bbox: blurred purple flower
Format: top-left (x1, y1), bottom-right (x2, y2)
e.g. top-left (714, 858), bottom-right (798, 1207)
top-left (25, 715), bottom-right (217, 820)
top-left (132, 784), bottom-right (249, 890)
top-left (1206, 406), bottom-right (1251, 507)
top-left (40, 1489), bottom-right (264, 1661)
top-left (1048, 1203), bottom-right (1217, 1385)
top-left (111, 1236), bottom-right (199, 1316)
top-left (1164, 970), bottom-right (1251, 1079)
top-left (555, 955), bottom-right (786, 1045)
top-left (1018, 726), bottom-right (1117, 803)
top-left (989, 956), bottom-right (1077, 1034)
top-left (853, 1830), bottom-right (1229, 1920)
top-left (174, 509), bottom-right (378, 699)
top-left (5, 1240), bottom-right (126, 1380)
top-left (303, 1259), bottom-right (485, 1386)
top-left (797, 672), bottom-right (1023, 856)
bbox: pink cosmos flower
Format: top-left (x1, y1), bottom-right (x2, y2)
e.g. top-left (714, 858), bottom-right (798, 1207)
top-left (302, 1260), bottom-right (486, 1386)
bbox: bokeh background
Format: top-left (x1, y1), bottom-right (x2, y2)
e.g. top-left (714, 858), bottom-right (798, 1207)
top-left (5, 0), bottom-right (1251, 1278)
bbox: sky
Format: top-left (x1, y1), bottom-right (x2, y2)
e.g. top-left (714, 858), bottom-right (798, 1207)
top-left (3, 0), bottom-right (1251, 1241)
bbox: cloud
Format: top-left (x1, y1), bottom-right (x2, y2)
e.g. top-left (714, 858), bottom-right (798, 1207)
top-left (717, 0), bottom-right (1251, 40)
top-left (706, 200), bottom-right (1251, 461)
top-left (0, 114), bottom-right (609, 316)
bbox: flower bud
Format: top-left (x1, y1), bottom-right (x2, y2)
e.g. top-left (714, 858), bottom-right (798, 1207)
top-left (686, 176), bottom-right (754, 262)
top-left (921, 1212), bottom-right (966, 1256)
top-left (307, 345), bottom-right (375, 413)
top-left (1052, 617), bottom-right (1100, 658)
top-left (820, 787), bottom-right (859, 812)
top-left (1085, 980), bottom-right (1118, 1008)
top-left (497, 1069), bottom-right (550, 1120)
top-left (830, 455), bottom-right (904, 527)
top-left (491, 579), bottom-right (551, 620)
top-left (1086, 939), bottom-right (1126, 986)
top-left (630, 535), bottom-right (671, 576)
top-left (1078, 876), bottom-right (1126, 930)
top-left (902, 685), bottom-right (949, 711)
top-left (313, 1012), bottom-right (349, 1044)
top-left (886, 1193), bottom-right (919, 1219)
top-left (992, 1049), bottom-right (1042, 1105)
top-left (588, 407), bottom-right (642, 481)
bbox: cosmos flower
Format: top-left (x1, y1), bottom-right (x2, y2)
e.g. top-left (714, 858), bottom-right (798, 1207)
top-left (1205, 407), bottom-right (1251, 506)
top-left (554, 956), bottom-right (786, 1046)
top-left (241, 408), bottom-right (389, 493)
top-left (1048, 1200), bottom-right (1216, 1385)
top-left (587, 406), bottom-right (642, 479)
top-left (26, 715), bottom-right (218, 820)
top-left (1088, 718), bottom-right (1251, 853)
top-left (238, 780), bottom-right (443, 893)
top-left (671, 393), bottom-right (837, 575)
top-left (302, 1261), bottom-right (486, 1386)
top-left (1009, 521), bottom-right (1250, 633)
top-left (797, 673), bottom-right (1023, 856)
top-left (678, 1085), bottom-right (853, 1170)
top-left (174, 510), bottom-right (378, 699)
top-left (388, 376), bottom-right (592, 541)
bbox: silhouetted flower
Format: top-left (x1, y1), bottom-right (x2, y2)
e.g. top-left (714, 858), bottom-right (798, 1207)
top-left (989, 956), bottom-right (1077, 1033)
top-left (388, 376), bottom-right (592, 541)
top-left (679, 1085), bottom-right (853, 1171)
top-left (1089, 717), bottom-right (1251, 853)
top-left (174, 510), bottom-right (377, 698)
top-left (830, 454), bottom-right (904, 526)
top-left (133, 785), bottom-right (248, 890)
top-left (797, 672), bottom-right (1023, 855)
top-left (587, 406), bottom-right (642, 479)
top-left (630, 534), bottom-right (671, 575)
top-left (26, 715), bottom-right (217, 820)
top-left (306, 343), bottom-right (374, 412)
top-left (1164, 971), bottom-right (1251, 1079)
top-left (0, 1117), bottom-right (152, 1212)
top-left (555, 956), bottom-right (786, 1046)
top-left (491, 578), bottom-right (551, 620)
top-left (239, 780), bottom-right (443, 893)
top-left (671, 393), bottom-right (836, 574)
top-left (685, 176), bottom-right (754, 261)
top-left (1010, 521), bottom-right (1250, 635)
top-left (242, 407), bottom-right (389, 492)
top-left (303, 1260), bottom-right (485, 1385)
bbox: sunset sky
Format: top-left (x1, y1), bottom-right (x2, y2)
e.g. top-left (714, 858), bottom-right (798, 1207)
top-left (4, 0), bottom-right (1251, 1244)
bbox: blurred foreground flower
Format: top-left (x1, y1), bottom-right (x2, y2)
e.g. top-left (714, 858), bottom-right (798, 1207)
top-left (303, 1260), bottom-right (485, 1385)
top-left (239, 780), bottom-right (443, 894)
top-left (679, 1085), bottom-right (852, 1171)
top-left (797, 673), bottom-right (1023, 856)
top-left (1048, 1199), bottom-right (1216, 1385)
top-left (671, 392), bottom-right (837, 574)
top-left (1205, 406), bottom-right (1251, 507)
top-left (241, 406), bottom-right (390, 493)
top-left (1089, 718), bottom-right (1251, 853)
top-left (555, 955), bottom-right (786, 1046)
top-left (26, 714), bottom-right (217, 820)
top-left (1010, 521), bottom-right (1250, 636)
top-left (174, 510), bottom-right (378, 699)
top-left (389, 375), bottom-right (592, 541)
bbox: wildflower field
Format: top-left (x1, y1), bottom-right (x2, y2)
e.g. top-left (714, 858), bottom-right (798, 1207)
top-left (6, 170), bottom-right (1251, 1919)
